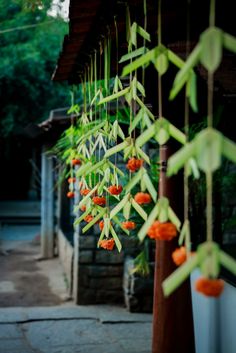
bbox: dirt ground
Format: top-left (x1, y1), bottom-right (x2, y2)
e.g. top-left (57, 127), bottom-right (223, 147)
top-left (0, 229), bottom-right (70, 307)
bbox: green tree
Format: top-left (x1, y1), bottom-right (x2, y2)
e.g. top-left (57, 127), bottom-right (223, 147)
top-left (0, 0), bottom-right (70, 136)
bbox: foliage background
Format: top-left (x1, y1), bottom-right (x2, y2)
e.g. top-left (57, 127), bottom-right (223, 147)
top-left (0, 0), bottom-right (70, 199)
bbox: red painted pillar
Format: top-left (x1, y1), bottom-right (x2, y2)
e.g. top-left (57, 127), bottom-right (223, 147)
top-left (152, 144), bottom-right (195, 353)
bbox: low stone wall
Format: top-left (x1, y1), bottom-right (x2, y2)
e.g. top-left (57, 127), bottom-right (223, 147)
top-left (57, 229), bottom-right (74, 296)
top-left (57, 153), bottom-right (156, 308)
top-left (76, 230), bottom-right (140, 304)
top-left (123, 257), bottom-right (154, 313)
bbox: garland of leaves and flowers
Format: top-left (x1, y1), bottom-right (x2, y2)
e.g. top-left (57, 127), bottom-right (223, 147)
top-left (120, 0), bottom-right (236, 299)
top-left (48, 5), bottom-right (157, 268)
top-left (162, 0), bottom-right (236, 298)
top-left (54, 0), bottom-right (236, 297)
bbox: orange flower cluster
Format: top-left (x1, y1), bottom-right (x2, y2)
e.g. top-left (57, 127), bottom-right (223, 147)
top-left (99, 220), bottom-right (112, 231)
top-left (195, 277), bottom-right (224, 297)
top-left (99, 220), bottom-right (104, 231)
top-left (108, 185), bottom-right (123, 195)
top-left (147, 221), bottom-right (177, 241)
top-left (99, 238), bottom-right (115, 250)
top-left (134, 192), bottom-right (152, 205)
top-left (67, 191), bottom-right (75, 198)
top-left (71, 159), bottom-right (81, 166)
top-left (80, 205), bottom-right (86, 212)
top-left (92, 196), bottom-right (106, 206)
top-left (84, 215), bottom-right (93, 223)
top-left (172, 246), bottom-right (187, 266)
top-left (80, 188), bottom-right (91, 196)
top-left (126, 158), bottom-right (143, 172)
top-left (68, 177), bottom-right (76, 183)
top-left (122, 221), bottom-right (136, 230)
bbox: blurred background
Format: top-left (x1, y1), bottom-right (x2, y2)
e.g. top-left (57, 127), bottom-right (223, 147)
top-left (0, 0), bottom-right (70, 201)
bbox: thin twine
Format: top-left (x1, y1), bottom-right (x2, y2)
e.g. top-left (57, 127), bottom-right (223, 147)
top-left (98, 41), bottom-right (102, 185)
top-left (127, 5), bottom-right (133, 182)
top-left (70, 88), bottom-right (75, 185)
top-left (91, 54), bottom-right (96, 188)
top-left (104, 34), bottom-right (110, 211)
top-left (206, 0), bottom-right (215, 243)
top-left (184, 0), bottom-right (191, 252)
top-left (157, 0), bottom-right (162, 118)
top-left (114, 16), bottom-right (119, 173)
top-left (142, 0), bottom-right (147, 91)
top-left (141, 0), bottom-right (147, 135)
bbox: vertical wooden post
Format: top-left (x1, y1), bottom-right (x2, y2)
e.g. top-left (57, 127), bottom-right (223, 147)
top-left (152, 144), bottom-right (195, 353)
top-left (41, 145), bottom-right (54, 258)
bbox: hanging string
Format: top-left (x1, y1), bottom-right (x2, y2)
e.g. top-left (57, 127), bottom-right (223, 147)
top-left (83, 69), bottom-right (87, 114)
top-left (209, 0), bottom-right (215, 28)
top-left (90, 53), bottom-right (96, 188)
top-left (142, 0), bottom-right (147, 93)
top-left (98, 41), bottom-right (103, 185)
top-left (157, 0), bottom-right (162, 118)
top-left (94, 50), bottom-right (98, 132)
top-left (126, 5), bottom-right (133, 182)
top-left (104, 32), bottom-right (111, 211)
top-left (126, 5), bottom-right (133, 138)
top-left (206, 0), bottom-right (215, 243)
top-left (90, 55), bottom-right (93, 121)
top-left (87, 63), bottom-right (91, 121)
top-left (94, 50), bottom-right (97, 126)
top-left (114, 16), bottom-right (119, 173)
top-left (106, 28), bottom-right (111, 125)
top-left (69, 87), bottom-right (76, 182)
top-left (94, 50), bottom-right (97, 94)
top-left (183, 0), bottom-right (191, 252)
top-left (140, 0), bottom-right (147, 138)
top-left (99, 40), bottom-right (103, 126)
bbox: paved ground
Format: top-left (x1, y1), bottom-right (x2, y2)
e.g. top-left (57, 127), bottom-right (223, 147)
top-left (0, 225), bottom-right (69, 306)
top-left (0, 305), bottom-right (152, 353)
top-left (0, 224), bottom-right (153, 352)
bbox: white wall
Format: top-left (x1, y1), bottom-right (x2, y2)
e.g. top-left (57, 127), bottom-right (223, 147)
top-left (191, 270), bottom-right (236, 353)
top-left (219, 281), bottom-right (236, 353)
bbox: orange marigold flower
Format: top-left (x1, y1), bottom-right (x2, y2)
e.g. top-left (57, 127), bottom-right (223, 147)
top-left (67, 191), bottom-right (75, 198)
top-left (172, 246), bottom-right (187, 266)
top-left (126, 158), bottom-right (143, 172)
top-left (80, 205), bottom-right (86, 212)
top-left (71, 158), bottom-right (81, 166)
top-left (99, 220), bottom-right (104, 231)
top-left (108, 185), bottom-right (123, 195)
top-left (122, 221), bottom-right (136, 230)
top-left (99, 238), bottom-right (115, 250)
top-left (147, 221), bottom-right (177, 241)
top-left (84, 215), bottom-right (93, 223)
top-left (68, 177), bottom-right (76, 183)
top-left (80, 188), bottom-right (91, 196)
top-left (195, 277), bottom-right (224, 297)
top-left (92, 196), bottom-right (106, 206)
top-left (134, 192), bottom-right (152, 205)
top-left (99, 220), bottom-right (112, 231)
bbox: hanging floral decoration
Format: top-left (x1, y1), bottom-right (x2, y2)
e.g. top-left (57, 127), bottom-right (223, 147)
top-left (51, 0), bottom-right (236, 297)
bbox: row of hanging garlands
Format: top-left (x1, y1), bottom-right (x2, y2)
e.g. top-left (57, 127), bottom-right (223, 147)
top-left (52, 0), bottom-right (236, 298)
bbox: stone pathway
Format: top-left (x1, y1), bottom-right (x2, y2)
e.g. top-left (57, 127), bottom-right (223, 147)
top-left (0, 305), bottom-right (152, 353)
top-left (0, 225), bottom-right (152, 352)
top-left (0, 225), bottom-right (69, 307)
